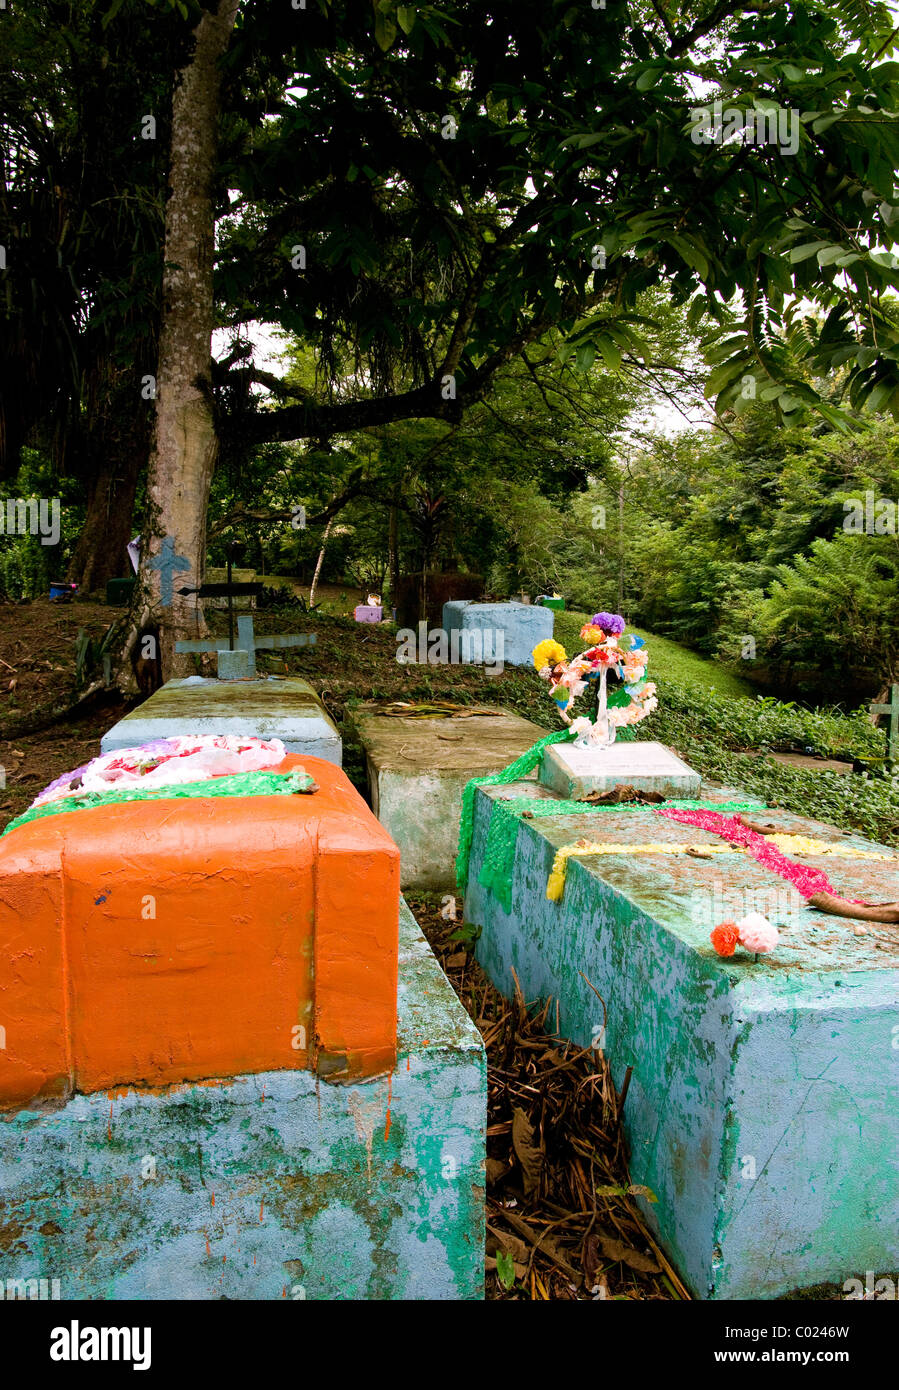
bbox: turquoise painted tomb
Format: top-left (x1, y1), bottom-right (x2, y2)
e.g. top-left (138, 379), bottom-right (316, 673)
top-left (442, 599), bottom-right (553, 668)
top-left (0, 900), bottom-right (486, 1300)
top-left (461, 774), bottom-right (899, 1299)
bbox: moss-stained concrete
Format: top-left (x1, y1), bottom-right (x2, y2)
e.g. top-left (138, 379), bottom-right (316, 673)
top-left (540, 740), bottom-right (701, 800)
top-left (100, 677), bottom-right (342, 764)
top-left (354, 705), bottom-right (545, 889)
top-left (464, 779), bottom-right (899, 1300)
top-left (0, 900), bottom-right (485, 1300)
top-left (442, 600), bottom-right (554, 667)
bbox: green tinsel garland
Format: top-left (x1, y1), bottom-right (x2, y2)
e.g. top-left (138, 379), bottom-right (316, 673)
top-left (455, 724), bottom-right (767, 909)
top-left (2, 767), bottom-right (317, 838)
top-left (455, 728), bottom-right (574, 888)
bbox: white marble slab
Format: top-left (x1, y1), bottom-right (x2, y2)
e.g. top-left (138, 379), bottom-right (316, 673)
top-left (539, 739), bottom-right (700, 799)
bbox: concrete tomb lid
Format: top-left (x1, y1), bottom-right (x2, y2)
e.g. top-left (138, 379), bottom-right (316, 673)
top-left (100, 676), bottom-right (342, 764)
top-left (353, 704), bottom-right (546, 774)
top-left (540, 739), bottom-right (701, 799)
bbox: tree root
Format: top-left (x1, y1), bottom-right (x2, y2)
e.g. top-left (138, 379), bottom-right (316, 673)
top-left (0, 678), bottom-right (112, 742)
top-left (807, 891), bottom-right (899, 924)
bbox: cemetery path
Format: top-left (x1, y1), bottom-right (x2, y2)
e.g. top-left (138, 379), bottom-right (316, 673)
top-left (406, 889), bottom-right (684, 1302)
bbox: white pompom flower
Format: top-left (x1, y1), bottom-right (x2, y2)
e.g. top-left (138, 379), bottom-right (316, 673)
top-left (737, 913), bottom-right (779, 954)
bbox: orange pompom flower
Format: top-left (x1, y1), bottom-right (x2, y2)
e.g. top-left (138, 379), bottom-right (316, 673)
top-left (710, 921), bottom-right (740, 957)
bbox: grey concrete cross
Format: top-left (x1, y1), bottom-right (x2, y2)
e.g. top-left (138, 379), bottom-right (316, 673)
top-left (871, 682), bottom-right (899, 763)
top-left (175, 614), bottom-right (316, 678)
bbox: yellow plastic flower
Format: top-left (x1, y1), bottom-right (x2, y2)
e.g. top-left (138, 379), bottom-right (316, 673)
top-left (579, 623), bottom-right (604, 644)
top-left (532, 639), bottom-right (567, 671)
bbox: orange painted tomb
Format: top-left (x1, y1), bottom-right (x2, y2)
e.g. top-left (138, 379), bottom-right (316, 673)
top-left (0, 754), bottom-right (400, 1110)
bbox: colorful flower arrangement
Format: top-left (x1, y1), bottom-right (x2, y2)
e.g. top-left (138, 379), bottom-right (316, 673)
top-left (532, 612), bottom-right (657, 747)
top-left (32, 734), bottom-right (288, 809)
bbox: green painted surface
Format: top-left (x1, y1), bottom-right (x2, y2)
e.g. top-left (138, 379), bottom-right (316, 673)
top-left (465, 779), bottom-right (899, 1298)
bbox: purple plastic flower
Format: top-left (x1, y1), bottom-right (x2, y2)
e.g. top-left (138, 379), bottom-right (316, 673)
top-left (33, 738), bottom-right (178, 805)
top-left (592, 612), bottom-right (625, 635)
top-left (36, 763), bottom-right (91, 802)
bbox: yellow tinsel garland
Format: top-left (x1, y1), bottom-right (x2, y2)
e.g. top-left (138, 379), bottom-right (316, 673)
top-left (545, 835), bottom-right (897, 902)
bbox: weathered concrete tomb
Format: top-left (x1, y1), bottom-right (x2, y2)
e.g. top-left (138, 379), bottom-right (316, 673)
top-left (354, 704), bottom-right (546, 889)
top-left (101, 675), bottom-right (342, 764)
top-left (0, 901), bottom-right (485, 1299)
top-left (462, 771), bottom-right (899, 1299)
top-left (0, 745), bottom-right (485, 1299)
top-left (0, 755), bottom-right (397, 1102)
top-left (442, 599), bottom-right (553, 668)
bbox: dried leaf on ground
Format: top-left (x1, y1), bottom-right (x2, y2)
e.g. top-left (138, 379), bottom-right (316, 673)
top-left (582, 1231), bottom-right (601, 1281)
top-left (512, 1106), bottom-right (544, 1196)
top-left (594, 1183), bottom-right (658, 1202)
top-left (599, 1236), bottom-right (662, 1274)
top-left (485, 1158), bottom-right (509, 1185)
top-left (404, 890), bottom-right (681, 1302)
top-left (487, 1227), bottom-right (529, 1264)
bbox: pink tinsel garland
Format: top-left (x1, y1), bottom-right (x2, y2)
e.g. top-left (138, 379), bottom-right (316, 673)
top-left (654, 807), bottom-right (858, 902)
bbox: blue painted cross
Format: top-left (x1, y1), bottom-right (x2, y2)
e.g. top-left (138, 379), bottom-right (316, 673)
top-left (149, 536), bottom-right (192, 607)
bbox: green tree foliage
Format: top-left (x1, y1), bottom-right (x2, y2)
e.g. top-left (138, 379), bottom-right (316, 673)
top-left (0, 0), bottom-right (185, 585)
top-left (763, 534), bottom-right (899, 688)
top-left (213, 0), bottom-right (899, 449)
top-left (615, 409), bottom-right (899, 693)
top-left (7, 0), bottom-right (899, 624)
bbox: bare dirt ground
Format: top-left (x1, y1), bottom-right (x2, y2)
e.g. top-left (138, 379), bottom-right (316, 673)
top-left (0, 599), bottom-right (129, 828)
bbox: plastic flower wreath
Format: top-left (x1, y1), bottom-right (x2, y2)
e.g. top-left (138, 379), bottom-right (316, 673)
top-left (531, 612), bottom-right (657, 747)
top-left (32, 734), bottom-right (288, 808)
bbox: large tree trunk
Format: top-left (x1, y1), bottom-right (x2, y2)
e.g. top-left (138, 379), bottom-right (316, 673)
top-left (69, 453), bottom-right (141, 593)
top-left (130, 0), bottom-right (239, 683)
top-left (68, 391), bottom-right (148, 594)
top-left (388, 489), bottom-right (399, 606)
